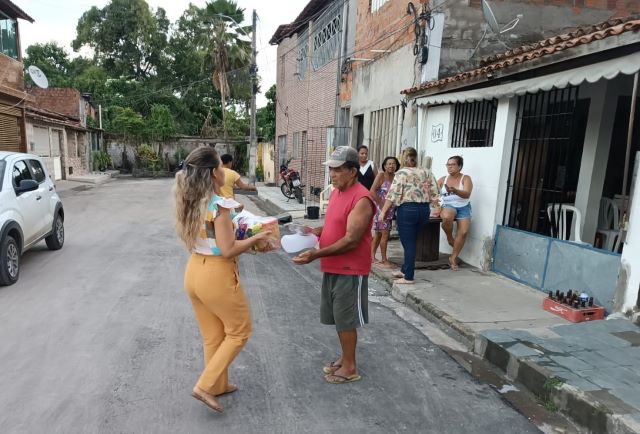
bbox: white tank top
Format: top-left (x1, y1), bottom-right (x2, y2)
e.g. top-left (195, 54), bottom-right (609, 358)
top-left (441, 175), bottom-right (470, 208)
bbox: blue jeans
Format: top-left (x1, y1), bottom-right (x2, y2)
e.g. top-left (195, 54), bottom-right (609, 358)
top-left (397, 202), bottom-right (430, 281)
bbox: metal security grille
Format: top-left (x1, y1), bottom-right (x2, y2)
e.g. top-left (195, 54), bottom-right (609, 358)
top-left (296, 30), bottom-right (308, 81)
top-left (0, 113), bottom-right (21, 152)
top-left (503, 87), bottom-right (590, 235)
top-left (451, 99), bottom-right (497, 148)
top-left (311, 3), bottom-right (341, 71)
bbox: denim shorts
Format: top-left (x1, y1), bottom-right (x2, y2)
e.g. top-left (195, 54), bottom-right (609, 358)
top-left (442, 203), bottom-right (472, 220)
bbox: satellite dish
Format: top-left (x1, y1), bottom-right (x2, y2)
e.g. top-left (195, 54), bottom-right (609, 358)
top-left (482, 0), bottom-right (522, 35)
top-left (27, 65), bottom-right (49, 89)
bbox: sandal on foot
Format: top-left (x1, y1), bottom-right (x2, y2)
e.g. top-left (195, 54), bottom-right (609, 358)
top-left (322, 362), bottom-right (342, 375)
top-left (324, 374), bottom-right (362, 384)
top-left (215, 384), bottom-right (238, 397)
top-left (191, 390), bottom-right (223, 413)
top-left (394, 278), bottom-right (414, 284)
top-left (391, 271), bottom-right (404, 278)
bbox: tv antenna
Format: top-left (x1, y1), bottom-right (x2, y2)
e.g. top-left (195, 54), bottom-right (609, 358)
top-left (27, 65), bottom-right (49, 89)
top-left (471, 0), bottom-right (523, 58)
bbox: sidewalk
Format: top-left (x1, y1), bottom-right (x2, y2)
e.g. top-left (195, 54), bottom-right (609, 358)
top-left (255, 183), bottom-right (311, 220)
top-left (253, 188), bottom-right (640, 433)
top-left (374, 239), bottom-right (640, 434)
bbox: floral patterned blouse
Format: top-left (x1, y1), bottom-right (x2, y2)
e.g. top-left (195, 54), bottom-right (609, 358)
top-left (385, 167), bottom-right (441, 207)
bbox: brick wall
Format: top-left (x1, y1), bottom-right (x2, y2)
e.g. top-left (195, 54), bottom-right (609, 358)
top-left (0, 53), bottom-right (24, 92)
top-left (274, 17), bottom-right (340, 195)
top-left (31, 88), bottom-right (81, 120)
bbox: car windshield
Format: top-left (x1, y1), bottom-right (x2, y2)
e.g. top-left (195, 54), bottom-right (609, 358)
top-left (0, 160), bottom-right (5, 191)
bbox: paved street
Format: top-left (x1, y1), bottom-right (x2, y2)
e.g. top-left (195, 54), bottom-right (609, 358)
top-left (0, 178), bottom-right (539, 434)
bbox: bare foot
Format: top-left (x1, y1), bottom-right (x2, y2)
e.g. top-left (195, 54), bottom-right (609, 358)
top-left (449, 256), bottom-right (459, 271)
top-left (394, 278), bottom-right (415, 284)
top-left (392, 271), bottom-right (404, 278)
top-left (192, 386), bottom-right (223, 413)
top-left (378, 260), bottom-right (394, 268)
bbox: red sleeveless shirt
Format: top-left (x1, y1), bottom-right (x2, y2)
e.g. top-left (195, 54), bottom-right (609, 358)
top-left (320, 182), bottom-right (374, 275)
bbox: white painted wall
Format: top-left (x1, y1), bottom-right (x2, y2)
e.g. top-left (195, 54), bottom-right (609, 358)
top-left (419, 98), bottom-right (516, 269)
top-left (620, 153), bottom-right (640, 312)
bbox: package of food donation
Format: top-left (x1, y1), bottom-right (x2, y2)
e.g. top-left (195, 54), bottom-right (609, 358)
top-left (232, 210), bottom-right (281, 252)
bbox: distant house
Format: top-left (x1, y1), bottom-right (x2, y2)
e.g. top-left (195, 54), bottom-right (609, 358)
top-left (0, 0), bottom-right (34, 153)
top-left (26, 88), bottom-right (103, 179)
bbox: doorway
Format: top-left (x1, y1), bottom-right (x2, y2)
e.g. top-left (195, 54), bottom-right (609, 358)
top-left (504, 87), bottom-right (590, 235)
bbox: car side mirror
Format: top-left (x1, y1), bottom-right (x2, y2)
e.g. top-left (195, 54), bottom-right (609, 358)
top-left (15, 179), bottom-right (39, 195)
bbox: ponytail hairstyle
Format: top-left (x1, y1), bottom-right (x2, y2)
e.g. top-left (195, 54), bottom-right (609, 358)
top-left (173, 147), bottom-right (221, 251)
top-left (402, 147), bottom-right (418, 168)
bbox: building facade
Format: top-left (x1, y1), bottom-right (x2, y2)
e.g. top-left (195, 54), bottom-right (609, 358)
top-left (404, 16), bottom-right (640, 313)
top-left (0, 0), bottom-right (33, 153)
top-left (271, 0), bottom-right (351, 198)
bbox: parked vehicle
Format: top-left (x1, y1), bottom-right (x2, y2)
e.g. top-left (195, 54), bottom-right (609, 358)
top-left (279, 158), bottom-right (304, 204)
top-left (0, 152), bottom-right (65, 286)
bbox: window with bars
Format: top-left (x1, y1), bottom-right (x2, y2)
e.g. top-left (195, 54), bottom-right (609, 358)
top-left (451, 99), bottom-right (497, 148)
top-left (371, 0), bottom-right (389, 12)
top-left (296, 36), bottom-right (308, 80)
top-left (311, 10), bottom-right (341, 71)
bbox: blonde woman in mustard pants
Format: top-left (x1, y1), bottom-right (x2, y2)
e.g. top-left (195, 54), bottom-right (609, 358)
top-left (174, 147), bottom-right (272, 413)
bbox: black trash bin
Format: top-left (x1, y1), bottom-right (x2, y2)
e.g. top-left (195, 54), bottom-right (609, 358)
top-left (307, 206), bottom-right (320, 220)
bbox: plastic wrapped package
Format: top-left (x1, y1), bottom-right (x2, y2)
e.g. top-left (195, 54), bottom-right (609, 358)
top-left (232, 210), bottom-right (281, 253)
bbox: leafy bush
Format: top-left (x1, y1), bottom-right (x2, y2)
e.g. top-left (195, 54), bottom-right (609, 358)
top-left (93, 151), bottom-right (112, 172)
top-left (255, 164), bottom-right (264, 182)
top-left (136, 144), bottom-right (163, 171)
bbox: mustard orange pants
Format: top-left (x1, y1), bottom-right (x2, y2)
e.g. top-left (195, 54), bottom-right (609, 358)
top-left (184, 254), bottom-right (252, 395)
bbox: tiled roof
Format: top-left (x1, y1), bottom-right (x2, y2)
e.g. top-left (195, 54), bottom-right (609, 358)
top-left (402, 15), bottom-right (640, 96)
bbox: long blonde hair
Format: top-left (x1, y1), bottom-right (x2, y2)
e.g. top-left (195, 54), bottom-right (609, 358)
top-left (173, 147), bottom-right (220, 251)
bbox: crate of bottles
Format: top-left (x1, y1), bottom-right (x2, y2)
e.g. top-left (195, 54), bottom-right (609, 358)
top-left (543, 290), bottom-right (605, 323)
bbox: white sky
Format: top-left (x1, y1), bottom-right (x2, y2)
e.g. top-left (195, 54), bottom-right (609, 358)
top-left (19, 0), bottom-right (308, 107)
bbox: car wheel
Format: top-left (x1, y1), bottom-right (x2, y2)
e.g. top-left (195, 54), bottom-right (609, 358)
top-left (45, 213), bottom-right (64, 251)
top-left (0, 235), bottom-right (20, 286)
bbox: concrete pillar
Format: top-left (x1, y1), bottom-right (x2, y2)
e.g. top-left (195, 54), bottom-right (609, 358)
top-left (575, 80), bottom-right (617, 244)
top-left (620, 155), bottom-right (640, 312)
top-left (494, 97), bottom-right (519, 226)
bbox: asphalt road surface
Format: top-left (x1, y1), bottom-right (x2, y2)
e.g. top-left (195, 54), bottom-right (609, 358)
top-left (0, 178), bottom-right (539, 434)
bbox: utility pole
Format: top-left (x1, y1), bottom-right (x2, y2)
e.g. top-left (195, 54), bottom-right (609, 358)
top-left (249, 9), bottom-right (257, 183)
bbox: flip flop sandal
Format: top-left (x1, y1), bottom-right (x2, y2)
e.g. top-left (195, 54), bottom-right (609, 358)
top-left (191, 391), bottom-right (223, 413)
top-left (322, 362), bottom-right (342, 375)
top-left (324, 374), bottom-right (362, 384)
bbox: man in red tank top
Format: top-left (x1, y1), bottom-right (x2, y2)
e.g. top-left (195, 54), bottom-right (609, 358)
top-left (293, 146), bottom-right (375, 384)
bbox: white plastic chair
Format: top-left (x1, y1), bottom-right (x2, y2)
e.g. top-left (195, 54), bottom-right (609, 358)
top-left (319, 184), bottom-right (333, 215)
top-left (546, 204), bottom-right (586, 244)
top-left (596, 197), bottom-right (620, 251)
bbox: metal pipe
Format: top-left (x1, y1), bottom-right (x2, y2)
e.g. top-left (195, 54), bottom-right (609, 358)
top-left (619, 71), bottom-right (639, 246)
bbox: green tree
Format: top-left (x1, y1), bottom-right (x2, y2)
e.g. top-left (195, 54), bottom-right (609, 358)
top-left (109, 106), bottom-right (145, 141)
top-left (146, 104), bottom-right (176, 142)
top-left (23, 43), bottom-right (73, 87)
top-left (257, 84), bottom-right (276, 141)
top-left (72, 0), bottom-right (169, 79)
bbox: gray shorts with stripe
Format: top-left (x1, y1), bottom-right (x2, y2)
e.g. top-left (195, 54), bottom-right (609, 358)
top-left (320, 273), bottom-right (369, 331)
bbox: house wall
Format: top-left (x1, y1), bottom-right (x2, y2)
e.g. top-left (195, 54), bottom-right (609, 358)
top-left (274, 7), bottom-right (340, 195)
top-left (419, 98), bottom-right (517, 269)
top-left (30, 88), bottom-right (82, 120)
top-left (0, 53), bottom-right (24, 92)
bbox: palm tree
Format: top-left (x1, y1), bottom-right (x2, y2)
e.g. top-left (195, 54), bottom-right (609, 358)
top-left (204, 0), bottom-right (251, 139)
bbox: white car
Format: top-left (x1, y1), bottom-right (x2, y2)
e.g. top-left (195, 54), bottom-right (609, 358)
top-left (0, 152), bottom-right (64, 286)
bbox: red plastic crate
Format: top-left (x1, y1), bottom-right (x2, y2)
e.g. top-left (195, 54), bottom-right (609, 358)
top-left (542, 298), bottom-right (605, 323)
